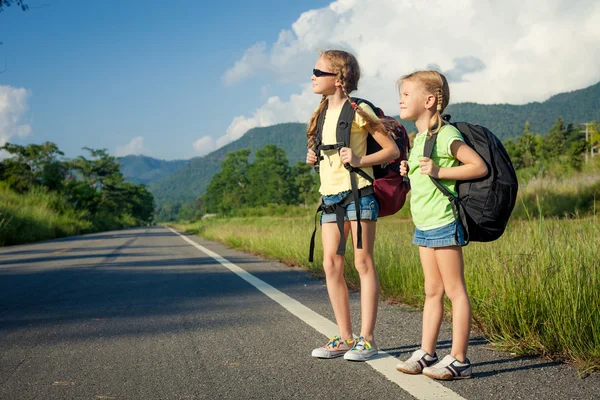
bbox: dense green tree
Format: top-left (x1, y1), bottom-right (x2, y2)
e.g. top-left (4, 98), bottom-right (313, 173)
top-left (509, 122), bottom-right (543, 169)
top-left (568, 138), bottom-right (588, 171)
top-left (0, 142), bottom-right (67, 192)
top-left (204, 149), bottom-right (251, 214)
top-left (541, 117), bottom-right (567, 160)
top-left (193, 196), bottom-right (205, 219)
top-left (504, 138), bottom-right (520, 169)
top-left (0, 141), bottom-right (154, 226)
top-left (247, 144), bottom-right (295, 206)
top-left (590, 121), bottom-right (600, 145)
top-left (291, 161), bottom-right (319, 206)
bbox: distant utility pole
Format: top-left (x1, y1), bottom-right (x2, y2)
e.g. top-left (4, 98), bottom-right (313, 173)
top-left (581, 122), bottom-right (592, 163)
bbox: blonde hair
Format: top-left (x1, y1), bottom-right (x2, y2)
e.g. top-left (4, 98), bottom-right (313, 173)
top-left (398, 70), bottom-right (450, 135)
top-left (306, 50), bottom-right (386, 149)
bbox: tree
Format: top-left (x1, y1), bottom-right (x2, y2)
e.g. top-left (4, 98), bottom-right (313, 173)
top-left (193, 196), bottom-right (205, 219)
top-left (504, 138), bottom-right (522, 170)
top-left (0, 142), bottom-right (67, 192)
top-left (541, 117), bottom-right (567, 160)
top-left (516, 122), bottom-right (540, 168)
top-left (204, 149), bottom-right (251, 214)
top-left (568, 138), bottom-right (587, 171)
top-left (246, 145), bottom-right (294, 207)
top-left (291, 161), bottom-right (319, 206)
top-left (590, 121), bottom-right (600, 145)
top-left (0, 0), bottom-right (28, 12)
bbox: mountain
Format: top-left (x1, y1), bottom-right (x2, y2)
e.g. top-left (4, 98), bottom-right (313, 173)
top-left (398, 81), bottom-right (600, 135)
top-left (146, 81), bottom-right (600, 206)
top-left (119, 155), bottom-right (189, 184)
top-left (148, 123), bottom-right (307, 205)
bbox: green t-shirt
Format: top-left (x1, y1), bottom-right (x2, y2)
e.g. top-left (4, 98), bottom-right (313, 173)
top-left (408, 124), bottom-right (464, 230)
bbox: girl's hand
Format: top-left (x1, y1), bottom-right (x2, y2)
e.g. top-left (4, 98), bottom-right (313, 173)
top-left (339, 147), bottom-right (361, 167)
top-left (400, 160), bottom-right (409, 176)
top-left (418, 157), bottom-right (440, 178)
top-left (306, 149), bottom-right (318, 165)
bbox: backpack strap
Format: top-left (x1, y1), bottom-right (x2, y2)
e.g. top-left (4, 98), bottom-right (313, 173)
top-left (345, 98), bottom-right (375, 183)
top-left (308, 186), bottom-right (374, 262)
top-left (423, 130), bottom-right (468, 243)
top-left (423, 134), bottom-right (455, 199)
top-left (308, 98), bottom-right (379, 262)
top-left (312, 102), bottom-right (329, 172)
top-left (337, 100), bottom-right (364, 252)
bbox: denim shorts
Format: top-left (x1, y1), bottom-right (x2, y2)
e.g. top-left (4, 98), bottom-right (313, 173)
top-left (320, 190), bottom-right (379, 224)
top-left (412, 220), bottom-right (466, 248)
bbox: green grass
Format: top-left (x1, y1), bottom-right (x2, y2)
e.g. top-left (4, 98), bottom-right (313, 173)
top-left (0, 186), bottom-right (146, 246)
top-left (514, 173), bottom-right (600, 219)
top-left (171, 211), bottom-right (600, 372)
top-left (0, 186), bottom-right (93, 246)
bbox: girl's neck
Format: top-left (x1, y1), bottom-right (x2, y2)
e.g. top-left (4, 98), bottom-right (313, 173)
top-left (326, 91), bottom-right (347, 110)
top-left (415, 112), bottom-right (433, 135)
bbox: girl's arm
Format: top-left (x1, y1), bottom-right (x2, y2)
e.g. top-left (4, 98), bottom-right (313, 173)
top-left (419, 140), bottom-right (488, 180)
top-left (340, 129), bottom-right (400, 168)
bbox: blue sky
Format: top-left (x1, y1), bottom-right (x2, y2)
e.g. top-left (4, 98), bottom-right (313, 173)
top-left (0, 0), bottom-right (331, 160)
top-left (1, 0), bottom-right (599, 161)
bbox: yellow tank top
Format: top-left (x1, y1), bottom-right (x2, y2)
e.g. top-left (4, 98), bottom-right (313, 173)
top-left (318, 102), bottom-right (377, 196)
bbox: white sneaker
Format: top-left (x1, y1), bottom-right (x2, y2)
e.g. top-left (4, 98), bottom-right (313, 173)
top-left (343, 336), bottom-right (378, 361)
top-left (422, 355), bottom-right (472, 380)
top-left (311, 336), bottom-right (356, 359)
top-left (396, 349), bottom-right (438, 374)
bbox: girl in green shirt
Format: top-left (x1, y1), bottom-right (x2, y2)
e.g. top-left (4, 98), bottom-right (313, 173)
top-left (395, 71), bottom-right (488, 380)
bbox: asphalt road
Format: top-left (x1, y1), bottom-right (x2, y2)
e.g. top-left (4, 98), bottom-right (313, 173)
top-left (0, 226), bottom-right (598, 400)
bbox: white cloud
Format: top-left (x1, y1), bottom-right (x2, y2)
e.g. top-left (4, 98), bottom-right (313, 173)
top-left (0, 85), bottom-right (31, 149)
top-left (216, 90), bottom-right (314, 149)
top-left (115, 136), bottom-right (148, 157)
top-left (193, 136), bottom-right (215, 156)
top-left (220, 0), bottom-right (600, 147)
top-left (222, 42), bottom-right (268, 86)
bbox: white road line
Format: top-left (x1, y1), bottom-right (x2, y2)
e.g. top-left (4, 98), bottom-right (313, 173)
top-left (169, 227), bottom-right (466, 400)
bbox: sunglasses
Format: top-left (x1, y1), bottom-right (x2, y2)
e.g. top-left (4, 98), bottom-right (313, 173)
top-left (313, 68), bottom-right (337, 77)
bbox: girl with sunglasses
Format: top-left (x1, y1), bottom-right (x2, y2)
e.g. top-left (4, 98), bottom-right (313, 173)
top-left (306, 50), bottom-right (399, 361)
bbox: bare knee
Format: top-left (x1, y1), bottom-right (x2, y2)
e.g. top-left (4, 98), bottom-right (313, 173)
top-left (353, 255), bottom-right (374, 276)
top-left (323, 256), bottom-right (345, 279)
top-left (444, 284), bottom-right (469, 303)
top-left (424, 282), bottom-right (445, 300)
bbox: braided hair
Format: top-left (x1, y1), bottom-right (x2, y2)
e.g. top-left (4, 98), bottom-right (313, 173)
top-left (398, 70), bottom-right (450, 136)
top-left (306, 50), bottom-right (387, 149)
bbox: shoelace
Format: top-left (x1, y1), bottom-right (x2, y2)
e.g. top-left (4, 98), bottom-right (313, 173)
top-left (352, 336), bottom-right (372, 351)
top-left (326, 336), bottom-right (356, 349)
top-left (325, 335), bottom-right (342, 348)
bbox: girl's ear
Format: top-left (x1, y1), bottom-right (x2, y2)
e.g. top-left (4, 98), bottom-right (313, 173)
top-left (424, 94), bottom-right (436, 110)
top-left (335, 79), bottom-right (343, 88)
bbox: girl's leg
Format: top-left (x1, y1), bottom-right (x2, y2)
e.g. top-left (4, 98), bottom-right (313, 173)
top-left (435, 246), bottom-right (471, 362)
top-left (321, 221), bottom-right (353, 340)
top-left (419, 246), bottom-right (445, 355)
top-left (349, 220), bottom-right (378, 343)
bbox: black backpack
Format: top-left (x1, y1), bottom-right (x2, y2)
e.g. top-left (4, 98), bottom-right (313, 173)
top-left (423, 115), bottom-right (518, 243)
top-left (308, 98), bottom-right (409, 262)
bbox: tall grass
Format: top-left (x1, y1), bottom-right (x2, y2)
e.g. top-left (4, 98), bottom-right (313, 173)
top-left (0, 186), bottom-right (148, 246)
top-left (0, 186), bottom-right (93, 246)
top-left (172, 212), bottom-right (600, 371)
top-left (514, 173), bottom-right (600, 219)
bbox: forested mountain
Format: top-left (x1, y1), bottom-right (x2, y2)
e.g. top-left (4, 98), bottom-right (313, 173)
top-left (147, 123), bottom-right (307, 205)
top-left (399, 81), bottom-right (600, 135)
top-left (119, 155), bottom-right (189, 184)
top-left (137, 81), bottom-right (600, 206)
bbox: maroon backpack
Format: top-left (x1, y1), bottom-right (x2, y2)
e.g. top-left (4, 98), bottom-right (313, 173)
top-left (308, 98), bottom-right (410, 262)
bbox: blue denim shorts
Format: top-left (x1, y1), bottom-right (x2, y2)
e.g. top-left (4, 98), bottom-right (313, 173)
top-left (320, 190), bottom-right (379, 224)
top-left (413, 220), bottom-right (466, 248)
